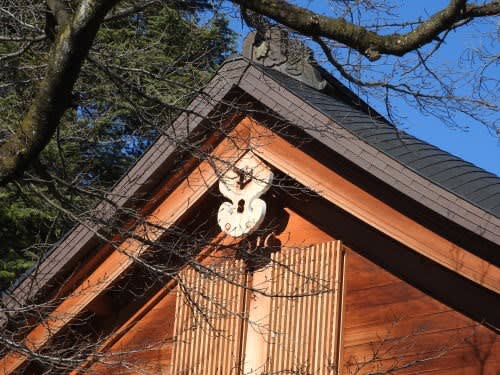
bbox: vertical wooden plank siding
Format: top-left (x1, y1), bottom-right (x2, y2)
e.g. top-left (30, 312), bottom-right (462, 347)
top-left (172, 260), bottom-right (246, 374)
top-left (171, 241), bottom-right (344, 374)
top-left (264, 241), bottom-right (345, 374)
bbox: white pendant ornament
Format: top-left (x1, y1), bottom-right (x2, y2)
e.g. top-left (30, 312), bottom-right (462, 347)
top-left (217, 153), bottom-right (273, 237)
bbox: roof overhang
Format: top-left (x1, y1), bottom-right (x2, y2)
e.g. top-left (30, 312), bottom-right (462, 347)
top-left (2, 58), bottom-right (499, 373)
top-left (4, 57), bottom-right (498, 311)
top-left (1, 114), bottom-right (499, 373)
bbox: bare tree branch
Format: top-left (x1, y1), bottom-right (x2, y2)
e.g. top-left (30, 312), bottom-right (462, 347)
top-left (230, 0), bottom-right (499, 60)
top-left (465, 1), bottom-right (500, 17)
top-left (0, 0), bottom-right (121, 185)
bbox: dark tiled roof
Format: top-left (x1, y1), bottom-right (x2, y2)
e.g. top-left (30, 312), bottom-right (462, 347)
top-left (262, 67), bottom-right (500, 218)
top-left (4, 57), bottom-right (499, 305)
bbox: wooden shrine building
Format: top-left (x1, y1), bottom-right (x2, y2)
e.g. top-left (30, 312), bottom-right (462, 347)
top-left (1, 29), bottom-right (499, 374)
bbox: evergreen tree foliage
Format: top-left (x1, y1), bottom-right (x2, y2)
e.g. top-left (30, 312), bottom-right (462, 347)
top-left (0, 2), bottom-right (235, 290)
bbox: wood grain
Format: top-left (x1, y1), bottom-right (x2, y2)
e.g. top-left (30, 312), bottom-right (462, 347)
top-left (341, 250), bottom-right (499, 374)
top-left (246, 119), bottom-right (499, 294)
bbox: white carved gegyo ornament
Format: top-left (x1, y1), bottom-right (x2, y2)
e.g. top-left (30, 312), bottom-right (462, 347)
top-left (217, 153), bottom-right (273, 237)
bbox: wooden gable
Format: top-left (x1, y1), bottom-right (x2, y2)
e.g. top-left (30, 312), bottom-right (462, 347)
top-left (1, 56), bottom-right (499, 375)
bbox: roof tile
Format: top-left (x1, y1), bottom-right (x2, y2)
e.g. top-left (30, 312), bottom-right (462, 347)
top-left (261, 67), bottom-right (500, 218)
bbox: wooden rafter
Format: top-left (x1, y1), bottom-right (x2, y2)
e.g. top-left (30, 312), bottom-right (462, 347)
top-left (1, 117), bottom-right (498, 374)
top-left (0, 120), bottom-right (252, 374)
top-left (245, 119), bottom-right (499, 294)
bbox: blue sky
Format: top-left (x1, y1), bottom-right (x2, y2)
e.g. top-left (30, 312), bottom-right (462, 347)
top-left (225, 1), bottom-right (499, 176)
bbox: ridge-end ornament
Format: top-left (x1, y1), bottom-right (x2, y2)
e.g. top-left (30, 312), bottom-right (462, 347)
top-left (217, 153), bottom-right (273, 237)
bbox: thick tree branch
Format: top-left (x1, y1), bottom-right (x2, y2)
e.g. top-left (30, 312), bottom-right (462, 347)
top-left (0, 0), bottom-right (121, 185)
top-left (465, 1), bottom-right (500, 17)
top-left (1, 0), bottom-right (498, 186)
top-left (46, 0), bottom-right (72, 28)
top-left (231, 0), bottom-right (499, 60)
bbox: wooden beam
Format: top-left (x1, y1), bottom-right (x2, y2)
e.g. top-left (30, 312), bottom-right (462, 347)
top-left (68, 233), bottom-right (237, 375)
top-left (0, 119), bottom-right (253, 374)
top-left (73, 208), bottom-right (339, 373)
top-left (50, 113), bottom-right (244, 302)
top-left (246, 120), bottom-right (499, 295)
top-left (2, 116), bottom-right (497, 374)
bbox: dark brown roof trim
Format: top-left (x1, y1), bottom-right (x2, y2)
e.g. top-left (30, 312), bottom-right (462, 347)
top-left (4, 57), bottom-right (498, 310)
top-left (1, 59), bottom-right (250, 308)
top-left (236, 60), bottom-right (500, 246)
